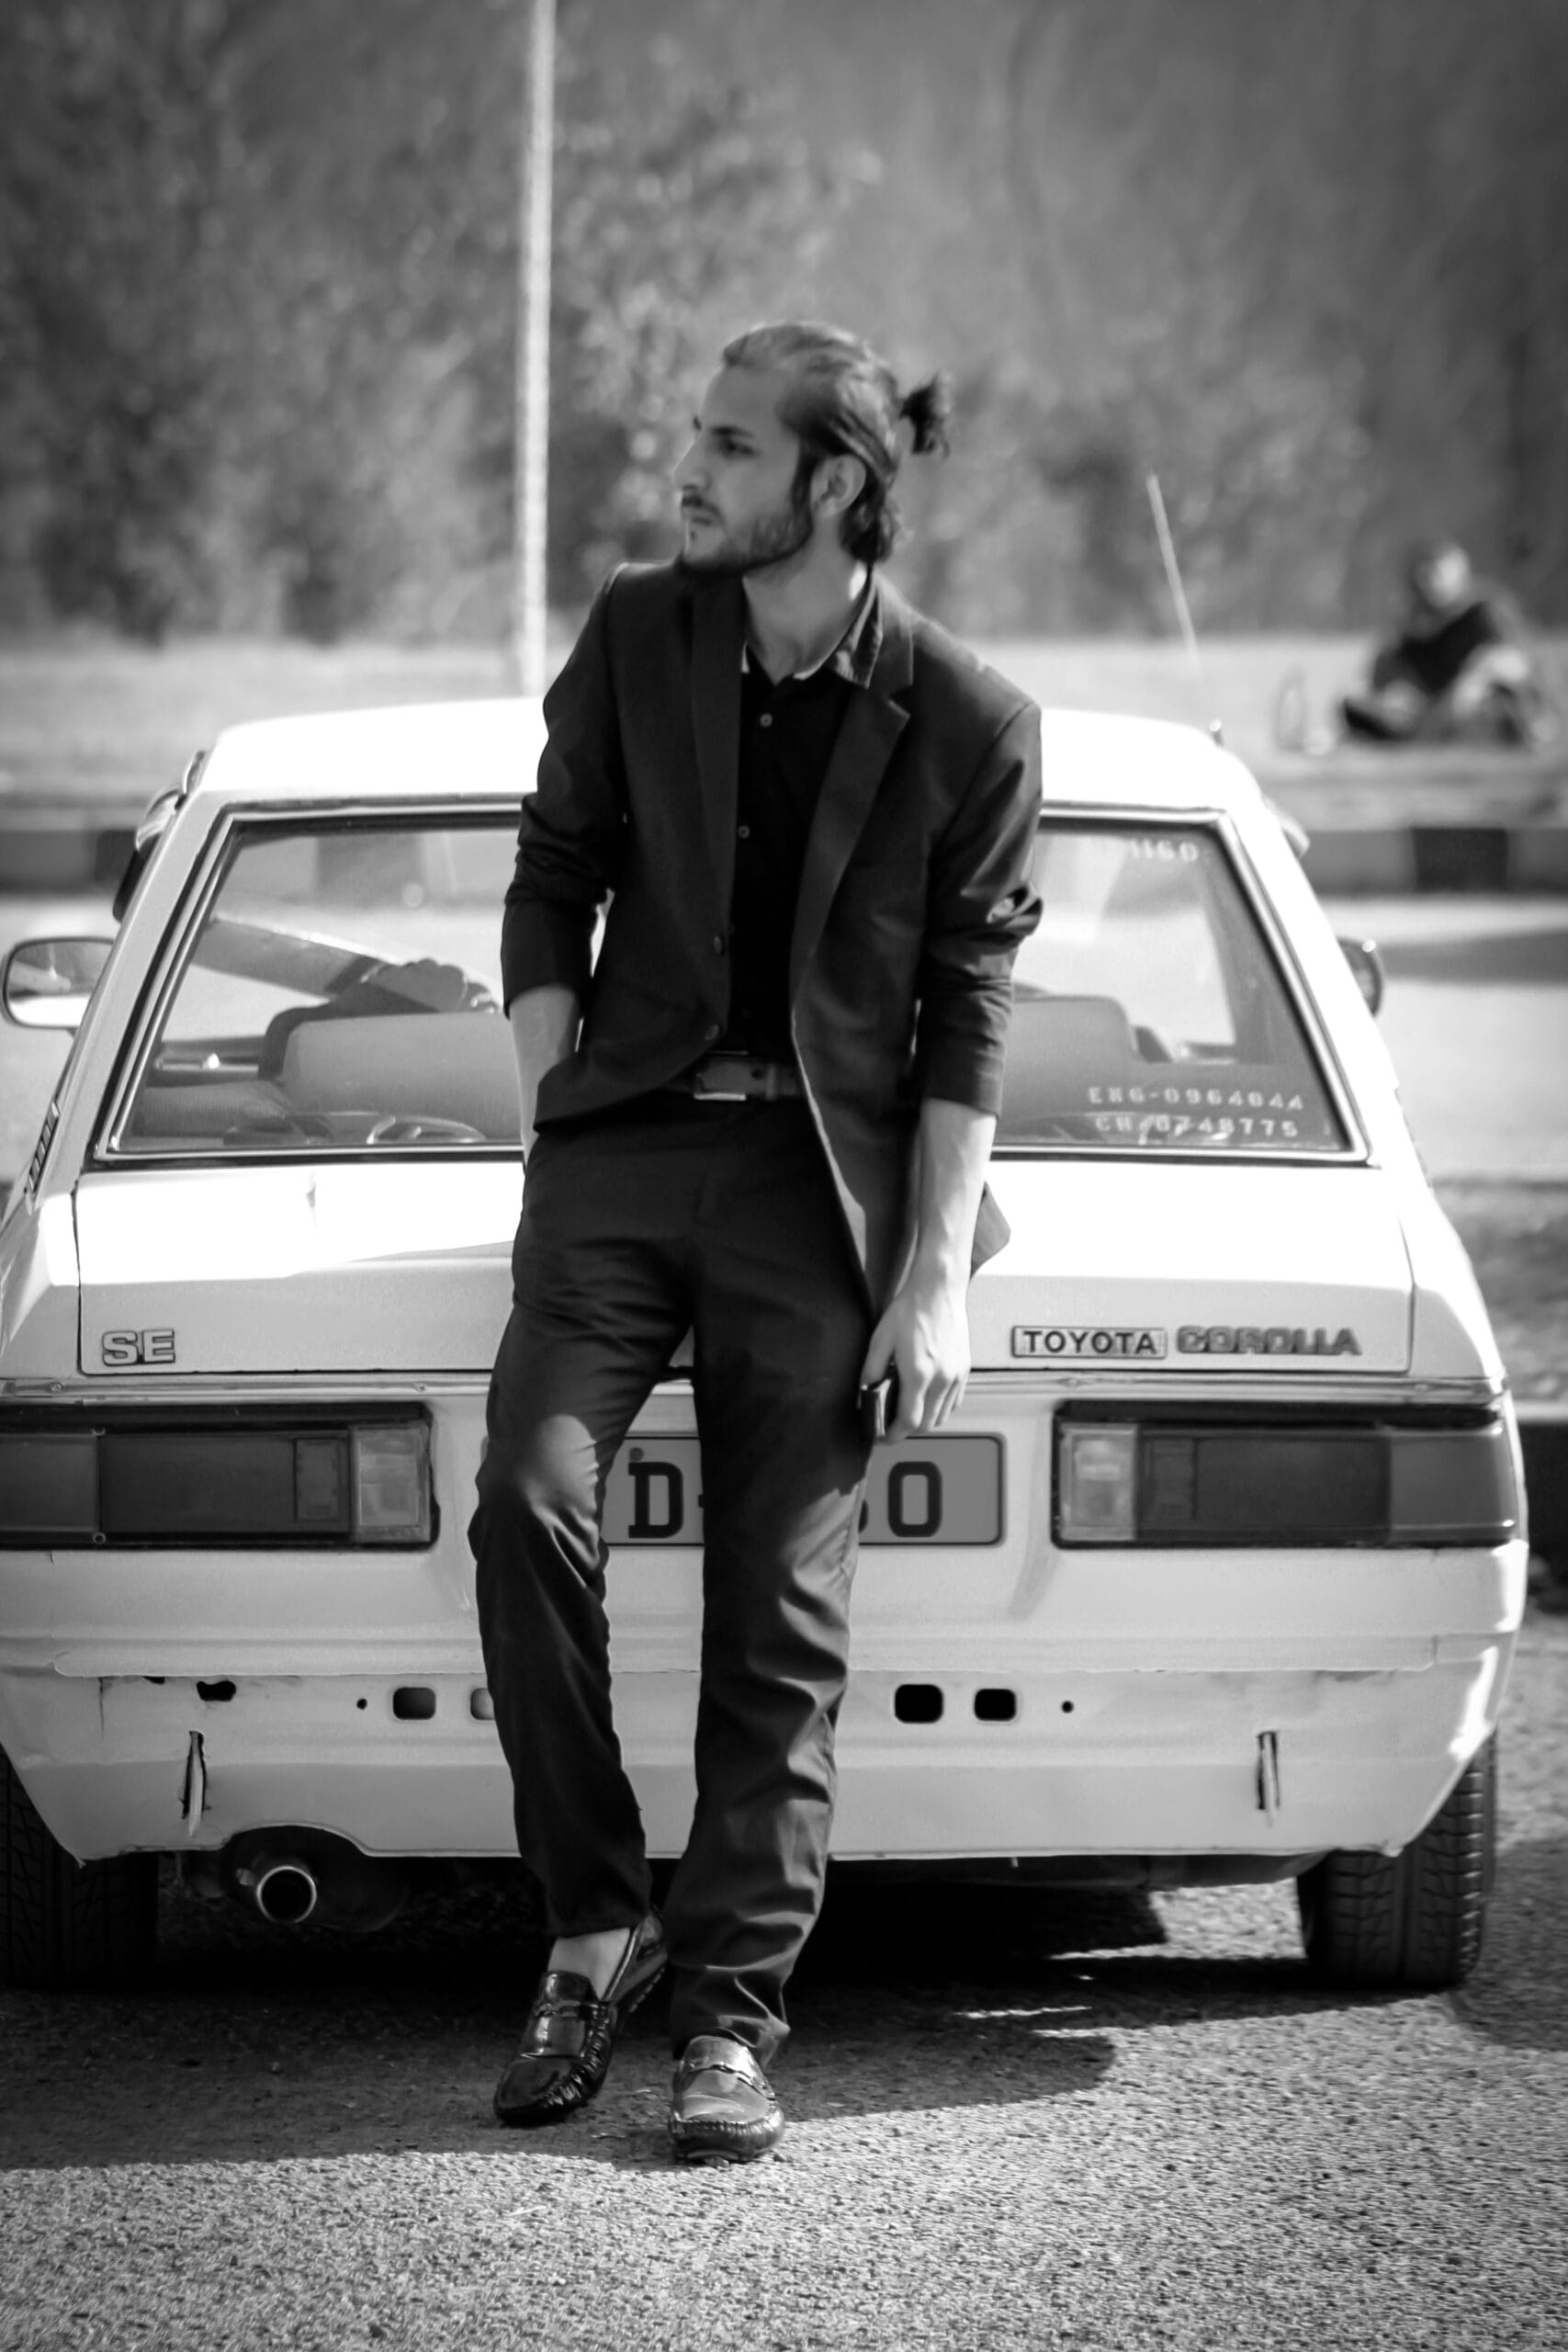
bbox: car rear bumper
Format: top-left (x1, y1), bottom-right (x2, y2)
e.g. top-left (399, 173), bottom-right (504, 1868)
top-left (0, 1536), bottom-right (1526, 1864)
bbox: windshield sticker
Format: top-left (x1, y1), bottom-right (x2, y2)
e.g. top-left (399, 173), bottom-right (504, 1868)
top-left (1087, 1087), bottom-right (1306, 1114)
top-left (1176, 1326), bottom-right (1361, 1358)
top-left (1087, 1085), bottom-right (1311, 1147)
top-left (1013, 1326), bottom-right (1168, 1360)
top-left (1124, 837), bottom-right (1201, 862)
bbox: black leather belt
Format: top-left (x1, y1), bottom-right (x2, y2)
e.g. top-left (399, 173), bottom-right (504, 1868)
top-left (667, 1053), bottom-right (804, 1102)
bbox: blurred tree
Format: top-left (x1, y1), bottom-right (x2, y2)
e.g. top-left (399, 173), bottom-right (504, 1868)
top-left (0, 0), bottom-right (259, 639)
top-left (1, 0), bottom-right (1562, 638)
top-left (0, 0), bottom-right (862, 639)
top-left (990, 0), bottom-right (1568, 628)
top-left (539, 32), bottom-right (867, 601)
top-left (182, 0), bottom-right (862, 633)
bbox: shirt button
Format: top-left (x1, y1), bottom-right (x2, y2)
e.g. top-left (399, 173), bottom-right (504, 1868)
top-left (713, 934), bottom-right (727, 956)
top-left (705, 1022), bottom-right (721, 1042)
top-left (759, 713), bottom-right (773, 729)
top-left (737, 824), bottom-right (750, 840)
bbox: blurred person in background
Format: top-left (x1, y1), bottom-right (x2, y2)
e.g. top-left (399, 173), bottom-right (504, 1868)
top-left (469, 320), bottom-right (1043, 2165)
top-left (1339, 537), bottom-right (1555, 747)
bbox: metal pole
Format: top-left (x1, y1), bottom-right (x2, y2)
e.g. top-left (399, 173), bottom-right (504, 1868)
top-left (513, 0), bottom-right (556, 695)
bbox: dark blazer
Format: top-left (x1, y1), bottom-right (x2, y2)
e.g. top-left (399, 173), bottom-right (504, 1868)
top-left (502, 561), bottom-right (1043, 1307)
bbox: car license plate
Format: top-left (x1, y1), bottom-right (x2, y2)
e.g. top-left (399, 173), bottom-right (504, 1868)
top-left (603, 1435), bottom-right (1002, 1546)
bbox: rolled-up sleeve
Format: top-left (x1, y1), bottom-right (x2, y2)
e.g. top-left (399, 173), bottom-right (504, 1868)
top-left (914, 699), bottom-right (1043, 1115)
top-left (500, 574), bottom-right (627, 1009)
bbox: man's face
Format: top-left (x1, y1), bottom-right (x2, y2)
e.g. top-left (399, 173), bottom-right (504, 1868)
top-left (1415, 546), bottom-right (1472, 610)
top-left (672, 366), bottom-right (817, 576)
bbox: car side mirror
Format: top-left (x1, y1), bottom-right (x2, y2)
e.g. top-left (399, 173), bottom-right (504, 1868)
top-left (1337, 936), bottom-right (1385, 1019)
top-left (1, 937), bottom-right (112, 1030)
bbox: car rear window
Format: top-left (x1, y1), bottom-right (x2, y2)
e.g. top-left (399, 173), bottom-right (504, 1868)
top-left (998, 823), bottom-right (1349, 1155)
top-left (115, 819), bottom-right (520, 1155)
top-left (112, 812), bottom-right (1346, 1162)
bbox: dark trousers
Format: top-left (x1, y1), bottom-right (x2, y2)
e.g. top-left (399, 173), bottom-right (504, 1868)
top-left (469, 1097), bottom-right (874, 2064)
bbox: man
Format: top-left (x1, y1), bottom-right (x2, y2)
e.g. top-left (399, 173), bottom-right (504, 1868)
top-left (1340, 537), bottom-right (1546, 746)
top-left (469, 320), bottom-right (1042, 2164)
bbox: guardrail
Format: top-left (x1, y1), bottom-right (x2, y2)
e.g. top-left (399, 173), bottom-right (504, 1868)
top-left (7, 745), bottom-right (1568, 901)
top-left (0, 800), bottom-right (140, 894)
top-left (1253, 744), bottom-right (1568, 893)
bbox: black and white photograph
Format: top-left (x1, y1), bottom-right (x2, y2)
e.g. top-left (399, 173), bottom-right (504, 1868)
top-left (1, 2), bottom-right (1565, 2345)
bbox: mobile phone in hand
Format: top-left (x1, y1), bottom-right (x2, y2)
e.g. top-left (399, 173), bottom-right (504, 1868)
top-left (859, 1372), bottom-right (898, 1445)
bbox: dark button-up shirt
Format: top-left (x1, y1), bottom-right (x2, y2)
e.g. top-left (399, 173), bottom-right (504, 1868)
top-left (721, 588), bottom-right (878, 1061)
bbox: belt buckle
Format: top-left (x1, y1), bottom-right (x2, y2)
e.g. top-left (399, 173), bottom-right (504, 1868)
top-left (694, 1055), bottom-right (750, 1102)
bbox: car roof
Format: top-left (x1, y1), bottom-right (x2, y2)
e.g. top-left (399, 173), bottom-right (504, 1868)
top-left (196, 698), bottom-right (545, 807)
top-left (194, 697), bottom-right (1265, 817)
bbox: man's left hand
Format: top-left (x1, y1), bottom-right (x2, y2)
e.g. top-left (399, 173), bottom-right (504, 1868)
top-left (861, 1268), bottom-right (971, 1441)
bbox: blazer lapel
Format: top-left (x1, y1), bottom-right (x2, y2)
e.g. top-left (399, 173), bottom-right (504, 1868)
top-left (689, 578), bottom-right (747, 926)
top-left (789, 582), bottom-right (913, 1001)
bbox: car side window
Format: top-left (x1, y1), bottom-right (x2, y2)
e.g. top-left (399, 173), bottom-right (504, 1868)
top-left (113, 819), bottom-right (519, 1155)
top-left (1000, 823), bottom-right (1349, 1154)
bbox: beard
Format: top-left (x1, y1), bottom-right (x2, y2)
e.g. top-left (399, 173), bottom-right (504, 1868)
top-left (677, 465), bottom-right (815, 578)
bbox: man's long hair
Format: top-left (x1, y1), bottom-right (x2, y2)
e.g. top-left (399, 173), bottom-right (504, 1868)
top-left (721, 321), bottom-right (952, 565)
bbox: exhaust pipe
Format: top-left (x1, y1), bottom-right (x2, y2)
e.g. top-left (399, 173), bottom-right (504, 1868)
top-left (223, 1829), bottom-right (409, 1932)
top-left (236, 1851), bottom-right (320, 1925)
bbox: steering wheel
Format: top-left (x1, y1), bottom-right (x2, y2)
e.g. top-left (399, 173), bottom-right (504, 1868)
top-left (221, 1111), bottom-right (339, 1147)
top-left (365, 1114), bottom-right (488, 1147)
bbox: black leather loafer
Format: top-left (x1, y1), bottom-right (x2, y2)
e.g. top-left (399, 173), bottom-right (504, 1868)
top-left (669, 2033), bottom-right (784, 2165)
top-left (493, 1913), bottom-right (667, 2128)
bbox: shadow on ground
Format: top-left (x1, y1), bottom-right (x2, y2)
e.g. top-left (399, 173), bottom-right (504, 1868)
top-left (1450, 1832), bottom-right (1568, 2052)
top-left (10, 1816), bottom-right (1560, 2171)
top-left (0, 1870), bottom-right (1370, 2174)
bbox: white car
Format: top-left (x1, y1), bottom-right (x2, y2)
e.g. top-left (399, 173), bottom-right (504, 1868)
top-left (0, 701), bottom-right (1525, 1990)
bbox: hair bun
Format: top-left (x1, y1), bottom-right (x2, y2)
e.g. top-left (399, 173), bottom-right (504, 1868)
top-left (899, 373), bottom-right (953, 458)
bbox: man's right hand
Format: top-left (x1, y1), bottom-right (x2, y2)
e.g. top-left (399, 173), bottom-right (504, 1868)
top-left (508, 985), bottom-right (581, 1151)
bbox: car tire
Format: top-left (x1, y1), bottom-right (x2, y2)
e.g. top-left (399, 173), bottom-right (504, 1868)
top-left (1296, 1734), bottom-right (1496, 1990)
top-left (0, 1747), bottom-right (158, 1991)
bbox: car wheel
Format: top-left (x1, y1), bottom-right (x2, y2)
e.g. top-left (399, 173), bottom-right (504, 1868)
top-left (1296, 1734), bottom-right (1496, 1990)
top-left (0, 1747), bottom-right (158, 1991)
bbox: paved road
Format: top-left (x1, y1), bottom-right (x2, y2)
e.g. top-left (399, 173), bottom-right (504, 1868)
top-left (1325, 896), bottom-right (1568, 1181)
top-left (1, 1611), bottom-right (1563, 2350)
top-left (4, 892), bottom-right (1568, 1189)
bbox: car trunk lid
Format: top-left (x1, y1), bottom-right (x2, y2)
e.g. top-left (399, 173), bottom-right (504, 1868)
top-left (74, 1158), bottom-right (1414, 1381)
top-left (75, 1163), bottom-right (518, 1375)
top-left (971, 1159), bottom-right (1412, 1374)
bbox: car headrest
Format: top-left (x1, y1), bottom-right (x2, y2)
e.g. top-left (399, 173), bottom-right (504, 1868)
top-left (277, 1009), bottom-right (518, 1138)
top-left (1001, 993), bottom-right (1142, 1120)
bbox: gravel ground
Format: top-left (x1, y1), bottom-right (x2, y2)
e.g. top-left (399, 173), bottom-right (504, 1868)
top-left (2, 1614), bottom-right (1564, 2352)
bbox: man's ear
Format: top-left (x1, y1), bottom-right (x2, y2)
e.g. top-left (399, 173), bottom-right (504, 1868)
top-left (812, 452), bottom-right (867, 520)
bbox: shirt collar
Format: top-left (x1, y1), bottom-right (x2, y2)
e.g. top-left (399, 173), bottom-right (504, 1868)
top-left (741, 572), bottom-right (881, 688)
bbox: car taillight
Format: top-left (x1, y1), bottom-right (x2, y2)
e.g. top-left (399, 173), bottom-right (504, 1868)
top-left (350, 1426), bottom-right (432, 1542)
top-left (1055, 1411), bottom-right (1517, 1547)
top-left (1056, 1425), bottom-right (1137, 1542)
top-left (0, 1412), bottom-right (433, 1545)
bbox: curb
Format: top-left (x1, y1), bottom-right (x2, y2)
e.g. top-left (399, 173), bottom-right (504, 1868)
top-left (1300, 824), bottom-right (1568, 895)
top-left (0, 804), bottom-right (141, 895)
top-left (1257, 744), bottom-right (1568, 896)
top-left (6, 752), bottom-right (1568, 900)
top-left (1519, 1403), bottom-right (1568, 1570)
top-left (5, 812), bottom-right (1568, 901)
